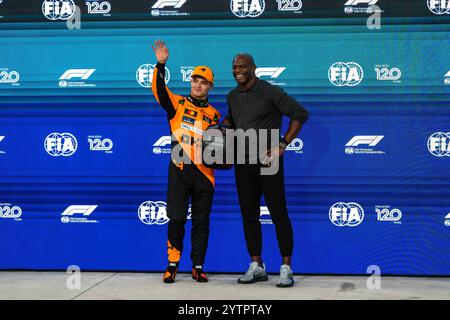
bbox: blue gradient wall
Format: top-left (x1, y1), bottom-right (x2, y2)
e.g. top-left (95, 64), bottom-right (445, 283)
top-left (0, 0), bottom-right (449, 275)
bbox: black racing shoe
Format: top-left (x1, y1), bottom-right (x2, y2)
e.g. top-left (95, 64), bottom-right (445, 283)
top-left (163, 262), bottom-right (178, 284)
top-left (192, 266), bottom-right (209, 283)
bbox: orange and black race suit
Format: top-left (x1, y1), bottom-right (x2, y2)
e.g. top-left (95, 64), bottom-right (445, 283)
top-left (151, 62), bottom-right (220, 266)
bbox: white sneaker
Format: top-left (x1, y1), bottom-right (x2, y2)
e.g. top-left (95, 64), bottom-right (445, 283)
top-left (277, 264), bottom-right (294, 288)
top-left (237, 262), bottom-right (269, 284)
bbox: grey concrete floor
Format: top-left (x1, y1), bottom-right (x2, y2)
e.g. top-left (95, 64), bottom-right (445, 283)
top-left (0, 271), bottom-right (448, 300)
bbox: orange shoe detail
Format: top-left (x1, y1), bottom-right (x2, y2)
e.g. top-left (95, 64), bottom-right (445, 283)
top-left (167, 240), bottom-right (181, 263)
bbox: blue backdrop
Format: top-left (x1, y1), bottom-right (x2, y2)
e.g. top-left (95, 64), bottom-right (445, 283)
top-left (0, 0), bottom-right (449, 275)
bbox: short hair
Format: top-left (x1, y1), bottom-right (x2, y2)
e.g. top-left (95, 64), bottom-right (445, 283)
top-left (233, 53), bottom-right (256, 67)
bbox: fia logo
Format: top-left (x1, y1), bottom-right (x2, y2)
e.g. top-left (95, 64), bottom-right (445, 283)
top-left (329, 202), bottom-right (364, 227)
top-left (42, 0), bottom-right (76, 20)
top-left (329, 62), bottom-right (364, 87)
top-left (427, 0), bottom-right (450, 15)
top-left (427, 132), bottom-right (450, 157)
top-left (136, 64), bottom-right (170, 88)
top-left (44, 132), bottom-right (78, 157)
top-left (230, 0), bottom-right (265, 18)
top-left (138, 201), bottom-right (170, 225)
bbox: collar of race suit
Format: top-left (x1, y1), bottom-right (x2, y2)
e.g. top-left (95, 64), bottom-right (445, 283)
top-left (187, 95), bottom-right (209, 108)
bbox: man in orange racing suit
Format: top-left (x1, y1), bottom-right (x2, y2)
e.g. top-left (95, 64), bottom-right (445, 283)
top-left (151, 40), bottom-right (220, 283)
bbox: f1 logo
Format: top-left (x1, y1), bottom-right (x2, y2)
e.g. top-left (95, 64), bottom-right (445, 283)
top-left (346, 136), bottom-right (384, 147)
top-left (255, 67), bottom-right (286, 78)
top-left (152, 0), bottom-right (187, 9)
top-left (153, 136), bottom-right (172, 147)
top-left (59, 69), bottom-right (95, 80)
top-left (345, 0), bottom-right (378, 4)
top-left (62, 205), bottom-right (98, 216)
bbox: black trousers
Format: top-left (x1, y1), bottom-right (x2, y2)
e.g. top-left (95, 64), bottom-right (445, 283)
top-left (166, 161), bottom-right (214, 266)
top-left (234, 158), bottom-right (294, 257)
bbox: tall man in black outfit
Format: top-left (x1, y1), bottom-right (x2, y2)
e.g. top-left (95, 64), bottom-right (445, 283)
top-left (222, 54), bottom-right (308, 288)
